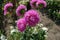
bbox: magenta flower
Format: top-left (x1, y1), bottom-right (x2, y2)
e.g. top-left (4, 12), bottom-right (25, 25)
top-left (24, 10), bottom-right (40, 27)
top-left (17, 18), bottom-right (27, 32)
top-left (16, 4), bottom-right (27, 16)
top-left (30, 0), bottom-right (37, 8)
top-left (4, 3), bottom-right (13, 15)
top-left (36, 1), bottom-right (47, 8)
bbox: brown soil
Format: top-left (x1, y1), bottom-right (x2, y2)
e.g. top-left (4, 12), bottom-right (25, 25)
top-left (40, 12), bottom-right (60, 40)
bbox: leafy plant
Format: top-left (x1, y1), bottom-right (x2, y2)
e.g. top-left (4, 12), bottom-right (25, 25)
top-left (8, 26), bottom-right (47, 40)
top-left (0, 0), bottom-right (48, 40)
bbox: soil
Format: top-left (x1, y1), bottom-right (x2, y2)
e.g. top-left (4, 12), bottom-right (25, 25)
top-left (40, 12), bottom-right (60, 40)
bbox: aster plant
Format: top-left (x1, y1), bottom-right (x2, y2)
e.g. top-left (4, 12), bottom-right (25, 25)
top-left (3, 0), bottom-right (48, 40)
top-left (30, 0), bottom-right (47, 9)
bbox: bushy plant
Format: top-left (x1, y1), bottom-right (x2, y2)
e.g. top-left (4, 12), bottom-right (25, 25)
top-left (8, 24), bottom-right (48, 40)
top-left (0, 0), bottom-right (48, 40)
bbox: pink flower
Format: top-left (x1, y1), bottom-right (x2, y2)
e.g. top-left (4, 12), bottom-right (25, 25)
top-left (16, 4), bottom-right (27, 16)
top-left (4, 3), bottom-right (13, 15)
top-left (30, 0), bottom-right (37, 8)
top-left (17, 18), bottom-right (27, 32)
top-left (36, 1), bottom-right (47, 8)
top-left (24, 9), bottom-right (40, 27)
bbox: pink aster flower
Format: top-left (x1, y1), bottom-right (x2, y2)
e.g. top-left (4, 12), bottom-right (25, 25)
top-left (30, 0), bottom-right (37, 8)
top-left (17, 18), bottom-right (27, 32)
top-left (4, 3), bottom-right (13, 15)
top-left (16, 4), bottom-right (27, 16)
top-left (24, 10), bottom-right (40, 27)
top-left (36, 1), bottom-right (47, 8)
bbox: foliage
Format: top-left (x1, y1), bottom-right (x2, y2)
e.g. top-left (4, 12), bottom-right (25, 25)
top-left (8, 25), bottom-right (47, 40)
top-left (45, 0), bottom-right (60, 24)
top-left (0, 0), bottom-right (4, 28)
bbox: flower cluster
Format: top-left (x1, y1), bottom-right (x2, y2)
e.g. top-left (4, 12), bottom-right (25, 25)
top-left (4, 3), bottom-right (13, 15)
top-left (30, 0), bottom-right (47, 8)
top-left (4, 0), bottom-right (47, 32)
top-left (3, 0), bottom-right (48, 40)
top-left (17, 10), bottom-right (40, 32)
top-left (36, 0), bottom-right (47, 8)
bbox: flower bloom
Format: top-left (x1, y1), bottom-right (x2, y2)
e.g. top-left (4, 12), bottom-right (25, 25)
top-left (16, 4), bottom-right (27, 16)
top-left (30, 0), bottom-right (37, 8)
top-left (4, 3), bottom-right (13, 15)
top-left (36, 1), bottom-right (47, 8)
top-left (24, 10), bottom-right (40, 27)
top-left (17, 18), bottom-right (27, 32)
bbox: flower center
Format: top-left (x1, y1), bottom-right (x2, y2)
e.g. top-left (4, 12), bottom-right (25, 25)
top-left (20, 9), bottom-right (25, 14)
top-left (39, 4), bottom-right (43, 8)
top-left (7, 7), bottom-right (13, 12)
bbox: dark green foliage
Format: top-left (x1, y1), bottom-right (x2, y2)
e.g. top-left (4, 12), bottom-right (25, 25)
top-left (8, 27), bottom-right (46, 40)
top-left (20, 9), bottom-right (25, 14)
top-left (44, 0), bottom-right (60, 25)
top-left (0, 0), bottom-right (4, 29)
top-left (21, 27), bottom-right (46, 40)
top-left (26, 2), bottom-right (31, 11)
top-left (0, 0), bottom-right (4, 35)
